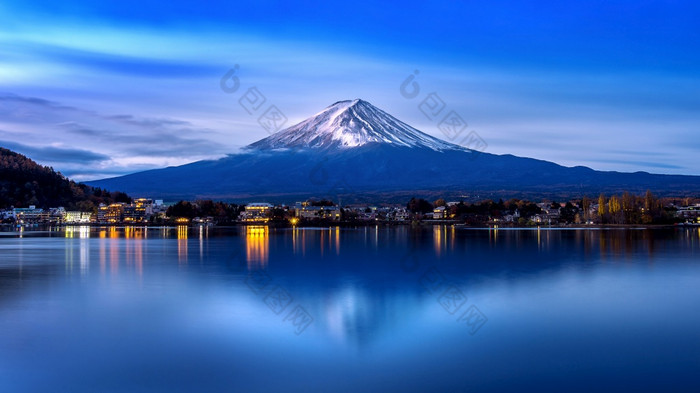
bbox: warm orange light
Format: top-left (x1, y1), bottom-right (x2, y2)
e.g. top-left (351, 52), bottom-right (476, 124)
top-left (246, 226), bottom-right (269, 267)
top-left (247, 226), bottom-right (268, 236)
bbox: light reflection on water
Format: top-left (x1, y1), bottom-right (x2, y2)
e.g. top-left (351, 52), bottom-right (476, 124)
top-left (246, 226), bottom-right (269, 268)
top-left (0, 226), bottom-right (699, 392)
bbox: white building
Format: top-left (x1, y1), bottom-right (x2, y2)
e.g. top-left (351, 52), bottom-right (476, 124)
top-left (393, 209), bottom-right (410, 221)
top-left (0, 209), bottom-right (16, 220)
top-left (433, 206), bottom-right (446, 219)
top-left (64, 211), bottom-right (93, 224)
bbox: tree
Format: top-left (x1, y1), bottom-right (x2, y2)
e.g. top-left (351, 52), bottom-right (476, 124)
top-left (598, 194), bottom-right (607, 217)
top-left (622, 192), bottom-right (635, 224)
top-left (559, 202), bottom-right (578, 223)
top-left (311, 199), bottom-right (335, 207)
top-left (76, 200), bottom-right (96, 213)
top-left (0, 147), bottom-right (132, 210)
top-left (582, 196), bottom-right (591, 222)
top-left (517, 201), bottom-right (541, 219)
top-left (407, 198), bottom-right (433, 214)
top-left (269, 207), bottom-right (287, 220)
top-left (643, 190), bottom-right (662, 224)
top-left (609, 195), bottom-right (622, 224)
top-left (167, 201), bottom-right (198, 219)
top-left (609, 195), bottom-right (621, 214)
top-left (111, 191), bottom-right (132, 204)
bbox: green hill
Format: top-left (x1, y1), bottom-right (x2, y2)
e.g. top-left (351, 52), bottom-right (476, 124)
top-left (0, 147), bottom-right (130, 210)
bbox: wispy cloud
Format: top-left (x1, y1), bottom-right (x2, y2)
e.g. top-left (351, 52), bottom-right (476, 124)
top-left (0, 93), bottom-right (229, 180)
top-left (0, 139), bottom-right (110, 164)
top-left (11, 41), bottom-right (221, 78)
top-left (60, 122), bottom-right (225, 157)
top-left (585, 159), bottom-right (685, 171)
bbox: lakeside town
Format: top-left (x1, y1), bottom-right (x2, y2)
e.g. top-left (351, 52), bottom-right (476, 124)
top-left (2, 192), bottom-right (699, 228)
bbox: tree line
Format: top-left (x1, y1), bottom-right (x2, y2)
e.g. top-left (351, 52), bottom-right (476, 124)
top-left (407, 190), bottom-right (683, 225)
top-left (165, 200), bottom-right (245, 223)
top-left (595, 190), bottom-right (676, 225)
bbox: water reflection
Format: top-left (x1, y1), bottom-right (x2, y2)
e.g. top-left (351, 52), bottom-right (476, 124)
top-left (61, 226), bottom-right (151, 278)
top-left (433, 225), bottom-right (443, 256)
top-left (177, 225), bottom-right (188, 264)
top-left (246, 226), bottom-right (269, 268)
top-left (1, 226), bottom-right (700, 392)
top-left (198, 225), bottom-right (209, 262)
top-left (65, 226), bottom-right (90, 239)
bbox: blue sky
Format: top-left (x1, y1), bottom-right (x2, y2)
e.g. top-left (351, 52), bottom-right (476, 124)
top-left (1, 0), bottom-right (699, 180)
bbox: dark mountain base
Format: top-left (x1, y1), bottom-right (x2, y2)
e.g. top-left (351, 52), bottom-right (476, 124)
top-left (87, 144), bottom-right (700, 203)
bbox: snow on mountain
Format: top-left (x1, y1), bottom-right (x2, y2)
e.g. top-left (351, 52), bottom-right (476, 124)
top-left (247, 99), bottom-right (465, 152)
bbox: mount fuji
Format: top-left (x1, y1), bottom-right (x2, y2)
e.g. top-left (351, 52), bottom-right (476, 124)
top-left (248, 99), bottom-right (463, 152)
top-left (88, 99), bottom-right (700, 202)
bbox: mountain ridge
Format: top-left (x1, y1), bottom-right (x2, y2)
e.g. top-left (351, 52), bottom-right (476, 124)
top-left (86, 99), bottom-right (700, 202)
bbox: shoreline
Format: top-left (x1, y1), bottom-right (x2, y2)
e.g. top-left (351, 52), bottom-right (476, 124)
top-left (2, 222), bottom-right (697, 231)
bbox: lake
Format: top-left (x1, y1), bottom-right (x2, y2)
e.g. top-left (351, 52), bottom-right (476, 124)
top-left (1, 226), bottom-right (699, 392)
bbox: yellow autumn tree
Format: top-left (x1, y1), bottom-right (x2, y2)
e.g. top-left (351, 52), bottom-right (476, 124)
top-left (598, 194), bottom-right (607, 217)
top-left (609, 195), bottom-right (621, 214)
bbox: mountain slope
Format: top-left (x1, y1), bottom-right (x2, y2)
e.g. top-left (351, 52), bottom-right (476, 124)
top-left (87, 100), bottom-right (700, 202)
top-left (0, 147), bottom-right (130, 209)
top-left (248, 99), bottom-right (465, 152)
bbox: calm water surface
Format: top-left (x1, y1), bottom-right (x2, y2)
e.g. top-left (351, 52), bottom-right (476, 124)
top-left (1, 226), bottom-right (699, 392)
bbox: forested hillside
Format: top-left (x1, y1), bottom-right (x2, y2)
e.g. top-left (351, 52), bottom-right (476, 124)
top-left (0, 147), bottom-right (130, 210)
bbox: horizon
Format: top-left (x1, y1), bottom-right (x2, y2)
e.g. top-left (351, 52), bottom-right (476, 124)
top-left (1, 1), bottom-right (699, 180)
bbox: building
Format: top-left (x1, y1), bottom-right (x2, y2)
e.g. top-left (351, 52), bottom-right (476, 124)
top-left (98, 203), bottom-right (125, 223)
top-left (64, 211), bottom-right (93, 224)
top-left (533, 212), bottom-right (559, 225)
top-left (433, 206), bottom-right (446, 219)
top-left (535, 203), bottom-right (561, 224)
top-left (123, 205), bottom-right (139, 223)
top-left (49, 207), bottom-right (66, 224)
top-left (14, 206), bottom-right (49, 224)
top-left (393, 208), bottom-right (410, 221)
top-left (504, 209), bottom-right (521, 223)
top-left (241, 203), bottom-right (273, 222)
top-left (115, 198), bottom-right (154, 223)
top-left (677, 204), bottom-right (700, 223)
top-left (296, 205), bottom-right (341, 220)
top-left (133, 198), bottom-right (153, 220)
top-left (152, 200), bottom-right (166, 214)
top-left (0, 209), bottom-right (16, 220)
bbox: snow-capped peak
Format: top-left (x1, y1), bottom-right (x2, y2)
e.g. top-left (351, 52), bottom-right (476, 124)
top-left (246, 99), bottom-right (464, 151)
